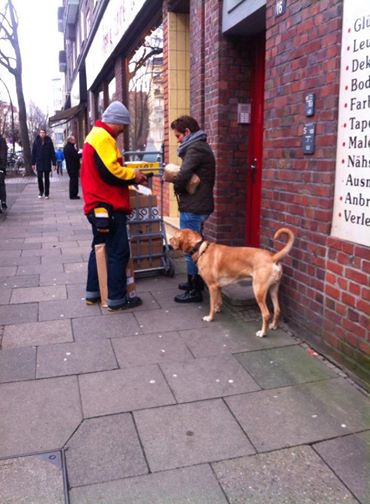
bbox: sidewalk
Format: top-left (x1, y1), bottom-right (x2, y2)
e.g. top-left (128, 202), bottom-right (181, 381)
top-left (0, 177), bottom-right (369, 504)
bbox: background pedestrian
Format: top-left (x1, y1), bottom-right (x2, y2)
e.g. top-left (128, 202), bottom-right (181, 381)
top-left (64, 135), bottom-right (81, 199)
top-left (31, 128), bottom-right (56, 199)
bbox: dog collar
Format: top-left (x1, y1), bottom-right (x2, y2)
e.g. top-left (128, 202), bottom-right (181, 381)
top-left (189, 240), bottom-right (204, 256)
top-left (192, 240), bottom-right (209, 263)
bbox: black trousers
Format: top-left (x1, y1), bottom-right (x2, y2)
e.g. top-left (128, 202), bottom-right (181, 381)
top-left (37, 171), bottom-right (50, 197)
top-left (69, 173), bottom-right (79, 198)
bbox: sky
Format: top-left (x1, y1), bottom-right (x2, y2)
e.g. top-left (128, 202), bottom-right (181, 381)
top-left (0, 0), bottom-right (63, 114)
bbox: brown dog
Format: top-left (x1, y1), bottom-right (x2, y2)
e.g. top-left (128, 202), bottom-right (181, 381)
top-left (170, 228), bottom-right (295, 337)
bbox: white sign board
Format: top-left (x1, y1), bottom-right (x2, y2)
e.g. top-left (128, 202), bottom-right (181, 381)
top-left (331, 0), bottom-right (370, 246)
top-left (85, 0), bottom-right (145, 89)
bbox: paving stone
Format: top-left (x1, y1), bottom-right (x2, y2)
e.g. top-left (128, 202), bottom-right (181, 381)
top-left (72, 313), bottom-right (142, 340)
top-left (0, 303), bottom-right (38, 325)
top-left (134, 304), bottom-right (211, 333)
top-left (3, 319), bottom-right (73, 349)
top-left (0, 238), bottom-right (24, 249)
top-left (69, 464), bottom-right (228, 504)
top-left (0, 376), bottom-right (82, 457)
top-left (235, 345), bottom-right (338, 388)
top-left (38, 298), bottom-right (102, 321)
top-left (64, 261), bottom-right (86, 273)
top-left (160, 355), bottom-right (260, 402)
top-left (24, 236), bottom-right (59, 243)
top-left (0, 288), bottom-right (11, 304)
top-left (17, 263), bottom-right (63, 275)
top-left (21, 247), bottom-right (62, 257)
top-left (213, 445), bottom-right (358, 504)
top-left (0, 274), bottom-right (39, 288)
top-left (66, 414), bottom-right (147, 487)
top-left (179, 320), bottom-right (296, 357)
top-left (42, 253), bottom-right (84, 264)
top-left (10, 285), bottom-right (67, 303)
top-left (314, 430), bottom-right (370, 504)
top-left (1, 255), bottom-right (41, 266)
top-left (0, 451), bottom-right (65, 504)
top-left (225, 378), bottom-right (370, 452)
top-left (79, 365), bottom-right (175, 418)
top-left (134, 399), bottom-right (255, 471)
top-left (0, 249), bottom-right (21, 259)
top-left (0, 266), bottom-right (17, 276)
top-left (0, 347), bottom-right (36, 383)
top-left (37, 339), bottom-right (118, 378)
top-left (112, 332), bottom-right (194, 368)
top-left (39, 270), bottom-right (86, 286)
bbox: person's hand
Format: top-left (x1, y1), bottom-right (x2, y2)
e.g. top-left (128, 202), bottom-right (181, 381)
top-left (134, 169), bottom-right (147, 185)
top-left (32, 165), bottom-right (36, 173)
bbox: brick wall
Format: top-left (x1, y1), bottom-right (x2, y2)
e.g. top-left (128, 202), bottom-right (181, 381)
top-left (264, 0), bottom-right (369, 384)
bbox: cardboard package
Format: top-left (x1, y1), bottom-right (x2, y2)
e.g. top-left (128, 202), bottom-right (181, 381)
top-left (130, 237), bottom-right (163, 270)
top-left (94, 243), bottom-right (136, 307)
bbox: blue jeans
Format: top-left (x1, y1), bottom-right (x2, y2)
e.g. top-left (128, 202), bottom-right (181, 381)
top-left (180, 212), bottom-right (210, 275)
top-left (86, 211), bottom-right (130, 307)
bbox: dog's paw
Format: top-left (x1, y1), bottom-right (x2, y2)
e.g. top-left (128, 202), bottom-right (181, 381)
top-left (269, 322), bottom-right (278, 330)
top-left (203, 315), bottom-right (213, 322)
top-left (215, 305), bottom-right (222, 313)
top-left (256, 330), bottom-right (266, 338)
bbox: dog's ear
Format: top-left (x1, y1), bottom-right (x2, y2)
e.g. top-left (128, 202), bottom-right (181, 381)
top-left (170, 234), bottom-right (180, 250)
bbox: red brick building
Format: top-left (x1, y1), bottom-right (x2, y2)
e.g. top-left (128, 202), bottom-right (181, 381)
top-left (56, 0), bottom-right (369, 386)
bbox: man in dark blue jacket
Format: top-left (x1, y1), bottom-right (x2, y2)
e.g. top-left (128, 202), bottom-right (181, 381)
top-left (31, 128), bottom-right (56, 199)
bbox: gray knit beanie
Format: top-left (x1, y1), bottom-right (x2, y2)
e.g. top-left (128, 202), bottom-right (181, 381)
top-left (102, 101), bottom-right (130, 125)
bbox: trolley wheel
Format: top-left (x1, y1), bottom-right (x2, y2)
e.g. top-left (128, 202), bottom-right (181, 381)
top-left (162, 256), bottom-right (175, 277)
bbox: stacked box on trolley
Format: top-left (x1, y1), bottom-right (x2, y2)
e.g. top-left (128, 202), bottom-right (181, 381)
top-left (128, 190), bottom-right (163, 270)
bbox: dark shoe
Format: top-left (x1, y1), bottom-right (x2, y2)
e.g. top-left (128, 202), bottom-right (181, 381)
top-left (179, 274), bottom-right (204, 291)
top-left (1, 202), bottom-right (7, 210)
top-left (108, 296), bottom-right (143, 312)
top-left (174, 289), bottom-right (203, 303)
top-left (70, 196), bottom-right (80, 199)
top-left (85, 296), bottom-right (100, 305)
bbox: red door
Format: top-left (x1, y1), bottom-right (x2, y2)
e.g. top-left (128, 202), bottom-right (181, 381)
top-left (245, 35), bottom-right (265, 247)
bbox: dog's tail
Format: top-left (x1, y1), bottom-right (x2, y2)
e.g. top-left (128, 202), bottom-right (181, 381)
top-left (272, 228), bottom-right (295, 263)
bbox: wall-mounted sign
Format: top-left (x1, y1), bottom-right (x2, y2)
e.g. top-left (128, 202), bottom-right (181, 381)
top-left (331, 0), bottom-right (370, 246)
top-left (275, 0), bottom-right (286, 17)
top-left (237, 103), bottom-right (251, 124)
top-left (305, 93), bottom-right (315, 117)
top-left (302, 123), bottom-right (315, 154)
top-left (85, 0), bottom-right (145, 89)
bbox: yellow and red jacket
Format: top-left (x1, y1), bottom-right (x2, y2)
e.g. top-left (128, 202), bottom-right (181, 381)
top-left (81, 121), bottom-right (136, 215)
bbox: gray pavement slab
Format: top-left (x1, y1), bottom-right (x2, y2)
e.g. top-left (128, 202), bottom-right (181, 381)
top-left (10, 285), bottom-right (67, 303)
top-left (66, 414), bottom-right (148, 487)
top-left (134, 399), bottom-right (255, 471)
top-left (72, 312), bottom-right (142, 340)
top-left (179, 320), bottom-right (296, 357)
top-left (235, 345), bottom-right (338, 388)
top-left (134, 303), bottom-right (211, 334)
top-left (0, 266), bottom-right (17, 276)
top-left (0, 302), bottom-right (38, 325)
top-left (39, 270), bottom-right (86, 286)
top-left (0, 288), bottom-right (11, 304)
top-left (0, 347), bottom-right (36, 383)
top-left (1, 255), bottom-right (41, 266)
top-left (79, 365), bottom-right (176, 417)
top-left (112, 331), bottom-right (194, 367)
top-left (69, 464), bottom-right (228, 504)
top-left (0, 249), bottom-right (21, 258)
top-left (17, 262), bottom-right (63, 275)
top-left (36, 339), bottom-right (118, 378)
top-left (0, 451), bottom-right (65, 504)
top-left (0, 238), bottom-right (24, 249)
top-left (3, 319), bottom-right (73, 348)
top-left (0, 376), bottom-right (82, 457)
top-left (0, 274), bottom-right (39, 288)
top-left (213, 445), bottom-right (358, 504)
top-left (314, 430), bottom-right (370, 504)
top-left (160, 354), bottom-right (261, 402)
top-left (38, 297), bottom-right (102, 321)
top-left (225, 378), bottom-right (370, 452)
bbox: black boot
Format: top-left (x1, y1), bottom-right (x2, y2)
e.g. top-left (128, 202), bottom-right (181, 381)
top-left (178, 273), bottom-right (204, 291)
top-left (174, 275), bottom-right (203, 303)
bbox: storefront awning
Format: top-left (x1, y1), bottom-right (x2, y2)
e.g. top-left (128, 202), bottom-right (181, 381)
top-left (48, 104), bottom-right (82, 126)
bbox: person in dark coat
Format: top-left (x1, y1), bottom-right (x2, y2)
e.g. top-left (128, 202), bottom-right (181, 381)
top-left (171, 115), bottom-right (215, 303)
top-left (31, 128), bottom-right (56, 199)
top-left (63, 135), bottom-right (81, 199)
top-left (0, 133), bottom-right (8, 212)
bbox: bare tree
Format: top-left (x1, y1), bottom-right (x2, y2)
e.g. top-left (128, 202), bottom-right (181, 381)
top-left (27, 101), bottom-right (48, 144)
top-left (0, 0), bottom-right (32, 174)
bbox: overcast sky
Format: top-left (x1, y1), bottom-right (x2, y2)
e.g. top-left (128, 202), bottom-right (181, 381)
top-left (0, 0), bottom-right (63, 114)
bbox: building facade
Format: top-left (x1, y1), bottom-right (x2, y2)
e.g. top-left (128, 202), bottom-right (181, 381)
top-left (56, 0), bottom-right (369, 387)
